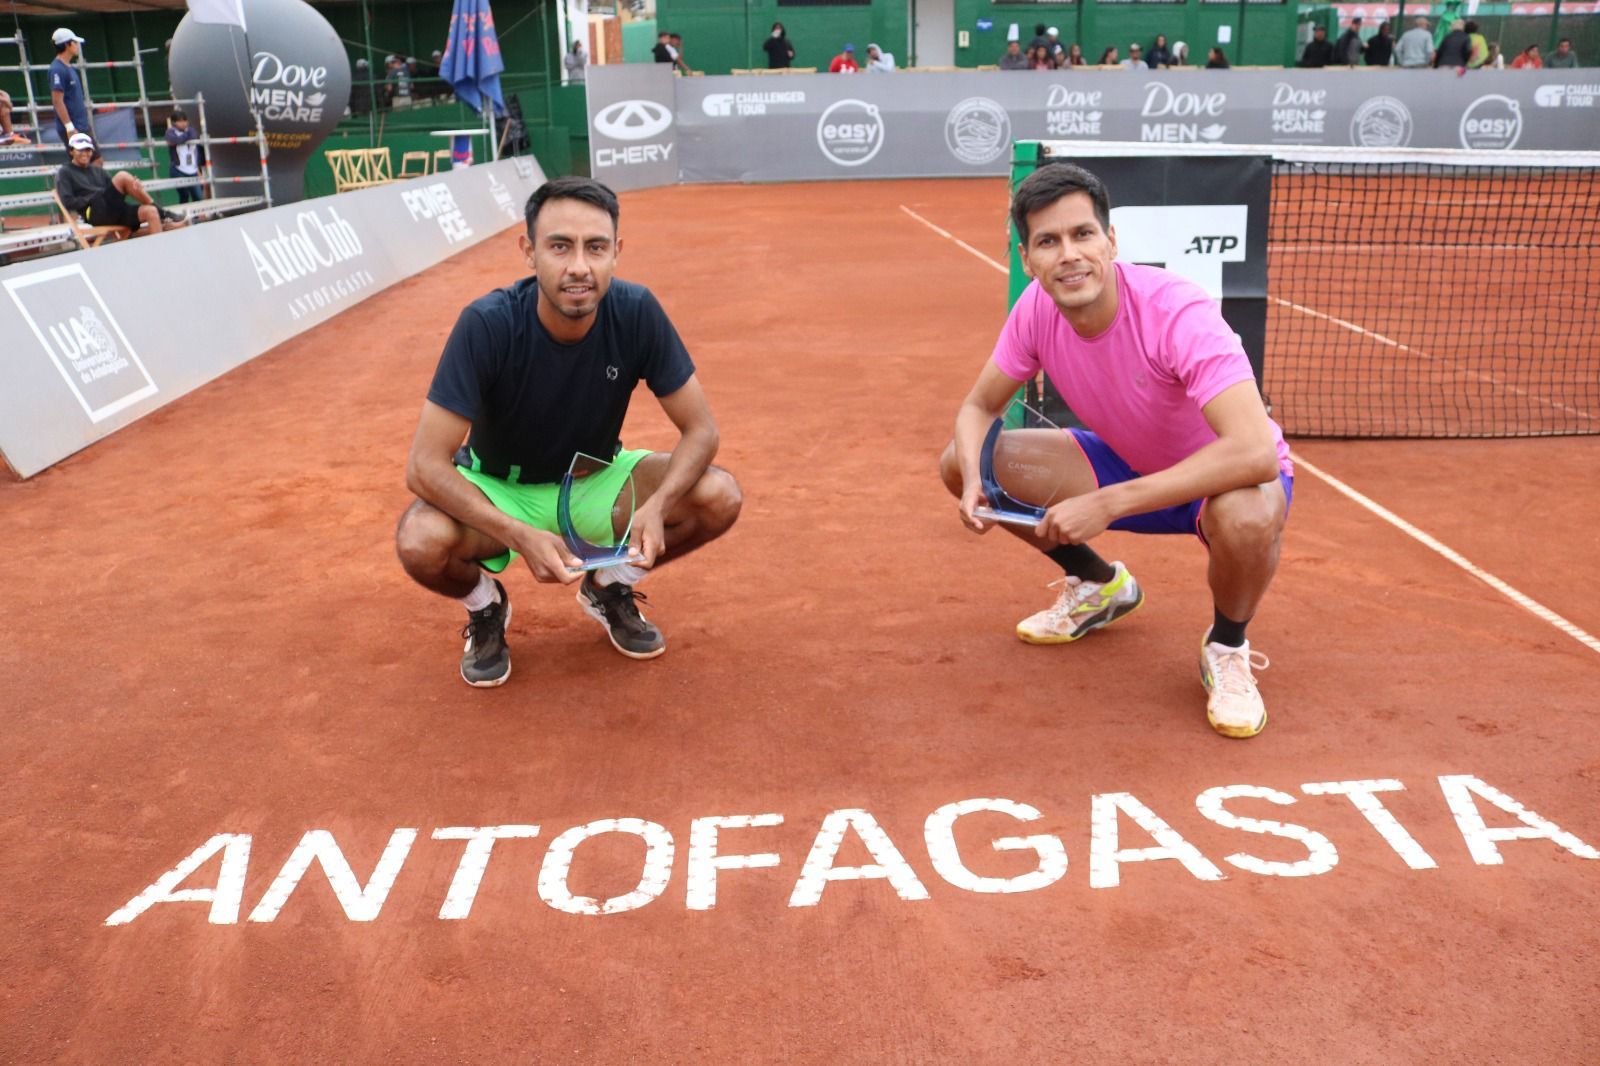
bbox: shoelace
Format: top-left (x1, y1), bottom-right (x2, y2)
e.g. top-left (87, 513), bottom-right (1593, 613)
top-left (1042, 575), bottom-right (1100, 624)
top-left (1210, 646), bottom-right (1270, 696)
top-left (595, 583), bottom-right (651, 624)
top-left (460, 601), bottom-right (503, 646)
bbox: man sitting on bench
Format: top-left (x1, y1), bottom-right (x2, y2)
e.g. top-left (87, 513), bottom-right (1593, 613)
top-left (55, 132), bottom-right (185, 238)
top-left (0, 90), bottom-right (31, 145)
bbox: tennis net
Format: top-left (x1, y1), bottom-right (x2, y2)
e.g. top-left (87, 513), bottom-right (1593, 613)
top-left (1028, 143), bottom-right (1600, 439)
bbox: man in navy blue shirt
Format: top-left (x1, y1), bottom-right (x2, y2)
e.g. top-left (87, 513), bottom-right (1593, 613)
top-left (49, 27), bottom-right (90, 147)
top-left (397, 176), bottom-right (742, 687)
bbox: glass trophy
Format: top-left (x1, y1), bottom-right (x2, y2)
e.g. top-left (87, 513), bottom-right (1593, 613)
top-left (974, 397), bottom-right (1077, 530)
top-left (557, 452), bottom-right (642, 572)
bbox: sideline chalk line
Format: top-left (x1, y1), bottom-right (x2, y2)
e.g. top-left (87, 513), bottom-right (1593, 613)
top-left (900, 201), bottom-right (1600, 660)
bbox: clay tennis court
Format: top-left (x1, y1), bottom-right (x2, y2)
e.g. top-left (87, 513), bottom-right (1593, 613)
top-left (3, 178), bottom-right (1598, 1063)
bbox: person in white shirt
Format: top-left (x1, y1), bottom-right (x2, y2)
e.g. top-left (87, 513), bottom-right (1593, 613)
top-left (865, 43), bottom-right (896, 72)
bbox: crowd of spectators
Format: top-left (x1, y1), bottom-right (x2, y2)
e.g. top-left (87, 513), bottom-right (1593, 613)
top-left (1301, 17), bottom-right (1581, 71)
top-left (996, 25), bottom-right (1192, 70)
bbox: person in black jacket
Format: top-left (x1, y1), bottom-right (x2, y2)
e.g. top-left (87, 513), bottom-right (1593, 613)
top-left (1335, 18), bottom-right (1366, 65)
top-left (1434, 21), bottom-right (1472, 67)
top-left (763, 22), bottom-right (795, 68)
top-left (1298, 24), bottom-right (1336, 67)
top-left (1205, 46), bottom-right (1230, 69)
top-left (1364, 22), bottom-right (1394, 66)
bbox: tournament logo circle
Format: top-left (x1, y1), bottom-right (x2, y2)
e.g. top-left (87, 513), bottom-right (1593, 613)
top-left (1349, 96), bottom-right (1414, 148)
top-left (944, 97), bottom-right (1011, 166)
top-left (816, 99), bottom-right (885, 168)
top-left (1459, 95), bottom-right (1523, 150)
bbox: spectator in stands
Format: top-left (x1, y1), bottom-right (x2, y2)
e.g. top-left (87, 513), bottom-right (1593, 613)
top-left (652, 31), bottom-right (674, 64)
top-left (1546, 38), bottom-right (1579, 68)
top-left (564, 39), bottom-right (587, 84)
top-left (1464, 21), bottom-right (1489, 68)
top-left (1365, 22), bottom-right (1395, 66)
top-left (1122, 43), bottom-right (1145, 69)
top-left (1396, 18), bottom-right (1434, 68)
top-left (865, 43), bottom-right (896, 73)
top-left (763, 22), bottom-right (795, 69)
top-left (1511, 43), bottom-right (1542, 69)
top-left (1097, 47), bottom-right (1120, 66)
top-left (1044, 27), bottom-right (1066, 64)
top-left (1065, 43), bottom-right (1086, 67)
top-left (385, 54), bottom-right (412, 107)
top-left (1486, 42), bottom-right (1505, 68)
top-left (829, 43), bottom-right (859, 74)
top-left (1171, 41), bottom-right (1190, 66)
top-left (49, 27), bottom-right (90, 147)
top-left (1206, 46), bottom-right (1230, 69)
top-left (1335, 17), bottom-right (1366, 65)
top-left (1028, 24), bottom-right (1051, 55)
top-left (165, 110), bottom-right (203, 206)
top-left (668, 34), bottom-right (693, 74)
top-left (56, 133), bottom-right (184, 237)
top-left (1298, 25), bottom-right (1335, 68)
top-left (1435, 20), bottom-right (1472, 68)
top-left (0, 90), bottom-right (30, 146)
top-left (1147, 35), bottom-right (1173, 68)
top-left (1030, 44), bottom-right (1054, 70)
top-left (350, 58), bottom-right (372, 116)
top-left (999, 40), bottom-right (1028, 70)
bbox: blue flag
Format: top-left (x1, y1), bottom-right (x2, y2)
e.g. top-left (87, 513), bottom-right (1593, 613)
top-left (439, 0), bottom-right (505, 117)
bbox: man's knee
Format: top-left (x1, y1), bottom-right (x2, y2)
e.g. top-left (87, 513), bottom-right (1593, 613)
top-left (395, 501), bottom-right (461, 575)
top-left (690, 467), bottom-right (741, 534)
top-left (938, 440), bottom-right (961, 496)
top-left (1205, 487), bottom-right (1283, 553)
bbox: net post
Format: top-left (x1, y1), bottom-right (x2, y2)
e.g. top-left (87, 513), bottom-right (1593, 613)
top-left (1007, 141), bottom-right (1042, 426)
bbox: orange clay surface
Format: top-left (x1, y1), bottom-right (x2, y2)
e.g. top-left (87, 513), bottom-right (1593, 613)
top-left (2, 180), bottom-right (1597, 1063)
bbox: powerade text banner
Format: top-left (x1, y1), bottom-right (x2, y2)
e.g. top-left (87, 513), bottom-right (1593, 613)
top-left (0, 156), bottom-right (545, 478)
top-left (649, 69), bottom-right (1600, 184)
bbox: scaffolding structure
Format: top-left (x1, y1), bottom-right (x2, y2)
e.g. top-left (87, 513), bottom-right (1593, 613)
top-left (1, 29), bottom-right (271, 260)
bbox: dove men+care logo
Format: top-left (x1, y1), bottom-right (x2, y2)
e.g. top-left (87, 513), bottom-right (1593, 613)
top-left (1140, 83), bottom-right (1226, 144)
top-left (1045, 85), bottom-right (1103, 138)
top-left (1270, 83), bottom-right (1327, 142)
top-left (250, 51), bottom-right (330, 124)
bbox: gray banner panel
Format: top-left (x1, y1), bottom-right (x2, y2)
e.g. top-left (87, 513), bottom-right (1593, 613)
top-left (667, 70), bottom-right (1600, 184)
top-left (0, 155), bottom-right (546, 478)
top-left (585, 65), bottom-right (679, 192)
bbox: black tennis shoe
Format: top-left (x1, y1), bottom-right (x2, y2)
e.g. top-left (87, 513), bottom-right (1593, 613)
top-left (460, 579), bottom-right (511, 687)
top-left (577, 573), bottom-right (665, 660)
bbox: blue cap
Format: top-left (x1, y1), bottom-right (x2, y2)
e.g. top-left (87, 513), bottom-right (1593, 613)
top-left (844, 43), bottom-right (855, 51)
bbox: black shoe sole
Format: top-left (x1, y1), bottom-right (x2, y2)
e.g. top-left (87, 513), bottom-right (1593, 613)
top-left (460, 602), bottom-right (513, 687)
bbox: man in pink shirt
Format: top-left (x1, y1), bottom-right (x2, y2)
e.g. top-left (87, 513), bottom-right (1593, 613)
top-left (939, 163), bottom-right (1293, 738)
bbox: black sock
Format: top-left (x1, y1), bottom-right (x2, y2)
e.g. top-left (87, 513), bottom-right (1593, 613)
top-left (1045, 543), bottom-right (1116, 583)
top-left (1208, 609), bottom-right (1249, 648)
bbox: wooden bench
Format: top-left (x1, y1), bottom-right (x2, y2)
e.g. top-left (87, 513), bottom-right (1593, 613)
top-left (52, 189), bottom-right (131, 248)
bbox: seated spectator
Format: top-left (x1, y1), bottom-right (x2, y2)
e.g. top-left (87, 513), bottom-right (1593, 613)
top-left (1122, 43), bottom-right (1144, 69)
top-left (164, 110), bottom-right (203, 206)
top-left (1365, 22), bottom-right (1395, 66)
top-left (1486, 42), bottom-right (1505, 68)
top-left (1044, 27), bottom-right (1065, 63)
top-left (1396, 19), bottom-right (1434, 68)
top-left (1206, 46), bottom-right (1230, 69)
top-left (829, 43), bottom-right (859, 73)
top-left (1147, 35), bottom-right (1173, 68)
top-left (998, 40), bottom-right (1029, 71)
top-left (865, 43), bottom-right (895, 73)
top-left (1435, 20), bottom-right (1472, 68)
top-left (1546, 38), bottom-right (1578, 68)
top-left (1030, 44), bottom-right (1054, 70)
top-left (55, 133), bottom-right (184, 237)
top-left (1299, 25), bottom-right (1335, 68)
top-left (0, 90), bottom-right (30, 145)
top-left (1511, 44), bottom-right (1542, 69)
top-left (1170, 41), bottom-right (1189, 66)
top-left (1065, 43), bottom-right (1086, 67)
top-left (1097, 46), bottom-right (1119, 66)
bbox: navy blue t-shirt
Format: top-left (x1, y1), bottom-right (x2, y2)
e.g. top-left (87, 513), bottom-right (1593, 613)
top-left (49, 58), bottom-right (89, 132)
top-left (427, 276), bottom-right (695, 484)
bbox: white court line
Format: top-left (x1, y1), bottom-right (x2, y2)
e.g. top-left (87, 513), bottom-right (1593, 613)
top-left (1271, 297), bottom-right (1596, 424)
top-left (903, 202), bottom-right (1600, 660)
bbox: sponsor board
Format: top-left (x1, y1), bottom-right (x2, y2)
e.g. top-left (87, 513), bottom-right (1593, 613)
top-left (1045, 85), bottom-right (1103, 138)
top-left (701, 90), bottom-right (807, 118)
top-left (250, 50), bottom-right (331, 125)
top-left (945, 97), bottom-right (1011, 165)
top-left (1270, 83), bottom-right (1328, 142)
top-left (487, 172), bottom-right (520, 222)
top-left (3, 264), bottom-right (158, 423)
top-left (402, 183), bottom-right (475, 245)
top-left (240, 205), bottom-right (376, 321)
top-left (1139, 82), bottom-right (1227, 144)
top-left (1459, 94), bottom-right (1523, 150)
top-left (1349, 95), bottom-right (1414, 148)
top-left (1535, 83), bottom-right (1599, 109)
top-left (817, 99), bottom-right (885, 167)
top-left (593, 99), bottom-right (673, 142)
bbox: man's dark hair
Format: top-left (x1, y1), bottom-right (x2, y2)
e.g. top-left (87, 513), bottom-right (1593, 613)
top-left (56, 40), bottom-right (71, 53)
top-left (1464, 20), bottom-right (1479, 32)
top-left (1034, 23), bottom-right (1047, 36)
top-left (524, 176), bottom-right (620, 237)
top-left (1010, 163), bottom-right (1111, 245)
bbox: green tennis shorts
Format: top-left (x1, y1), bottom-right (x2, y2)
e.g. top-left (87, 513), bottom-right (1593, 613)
top-left (457, 448), bottom-right (652, 573)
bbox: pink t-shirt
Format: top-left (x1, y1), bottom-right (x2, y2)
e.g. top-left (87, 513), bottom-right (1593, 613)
top-left (991, 261), bottom-right (1293, 479)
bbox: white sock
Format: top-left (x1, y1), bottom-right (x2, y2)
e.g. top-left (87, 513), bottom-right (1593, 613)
top-left (459, 571), bottom-right (499, 612)
top-left (593, 562), bottom-right (646, 588)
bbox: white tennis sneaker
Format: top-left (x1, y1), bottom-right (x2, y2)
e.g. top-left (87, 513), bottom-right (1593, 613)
top-left (1015, 562), bottom-right (1143, 644)
top-left (1200, 637), bottom-right (1270, 738)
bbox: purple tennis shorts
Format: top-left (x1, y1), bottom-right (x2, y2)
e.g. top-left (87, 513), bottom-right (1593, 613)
top-left (1068, 428), bottom-right (1293, 542)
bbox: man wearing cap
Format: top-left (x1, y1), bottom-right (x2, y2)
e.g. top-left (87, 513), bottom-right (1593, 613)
top-left (829, 43), bottom-right (860, 74)
top-left (385, 54), bottom-right (412, 108)
top-left (865, 43), bottom-right (896, 73)
top-left (1044, 28), bottom-right (1065, 64)
top-left (1120, 43), bottom-right (1145, 69)
top-left (55, 132), bottom-right (185, 237)
top-left (999, 40), bottom-right (1029, 71)
top-left (50, 28), bottom-right (91, 148)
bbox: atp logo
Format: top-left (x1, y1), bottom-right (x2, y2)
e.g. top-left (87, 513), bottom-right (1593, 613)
top-left (1110, 205), bottom-right (1249, 302)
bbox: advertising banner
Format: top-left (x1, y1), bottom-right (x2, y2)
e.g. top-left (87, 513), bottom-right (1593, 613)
top-left (0, 155), bottom-right (546, 478)
top-left (584, 64), bottom-right (678, 192)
